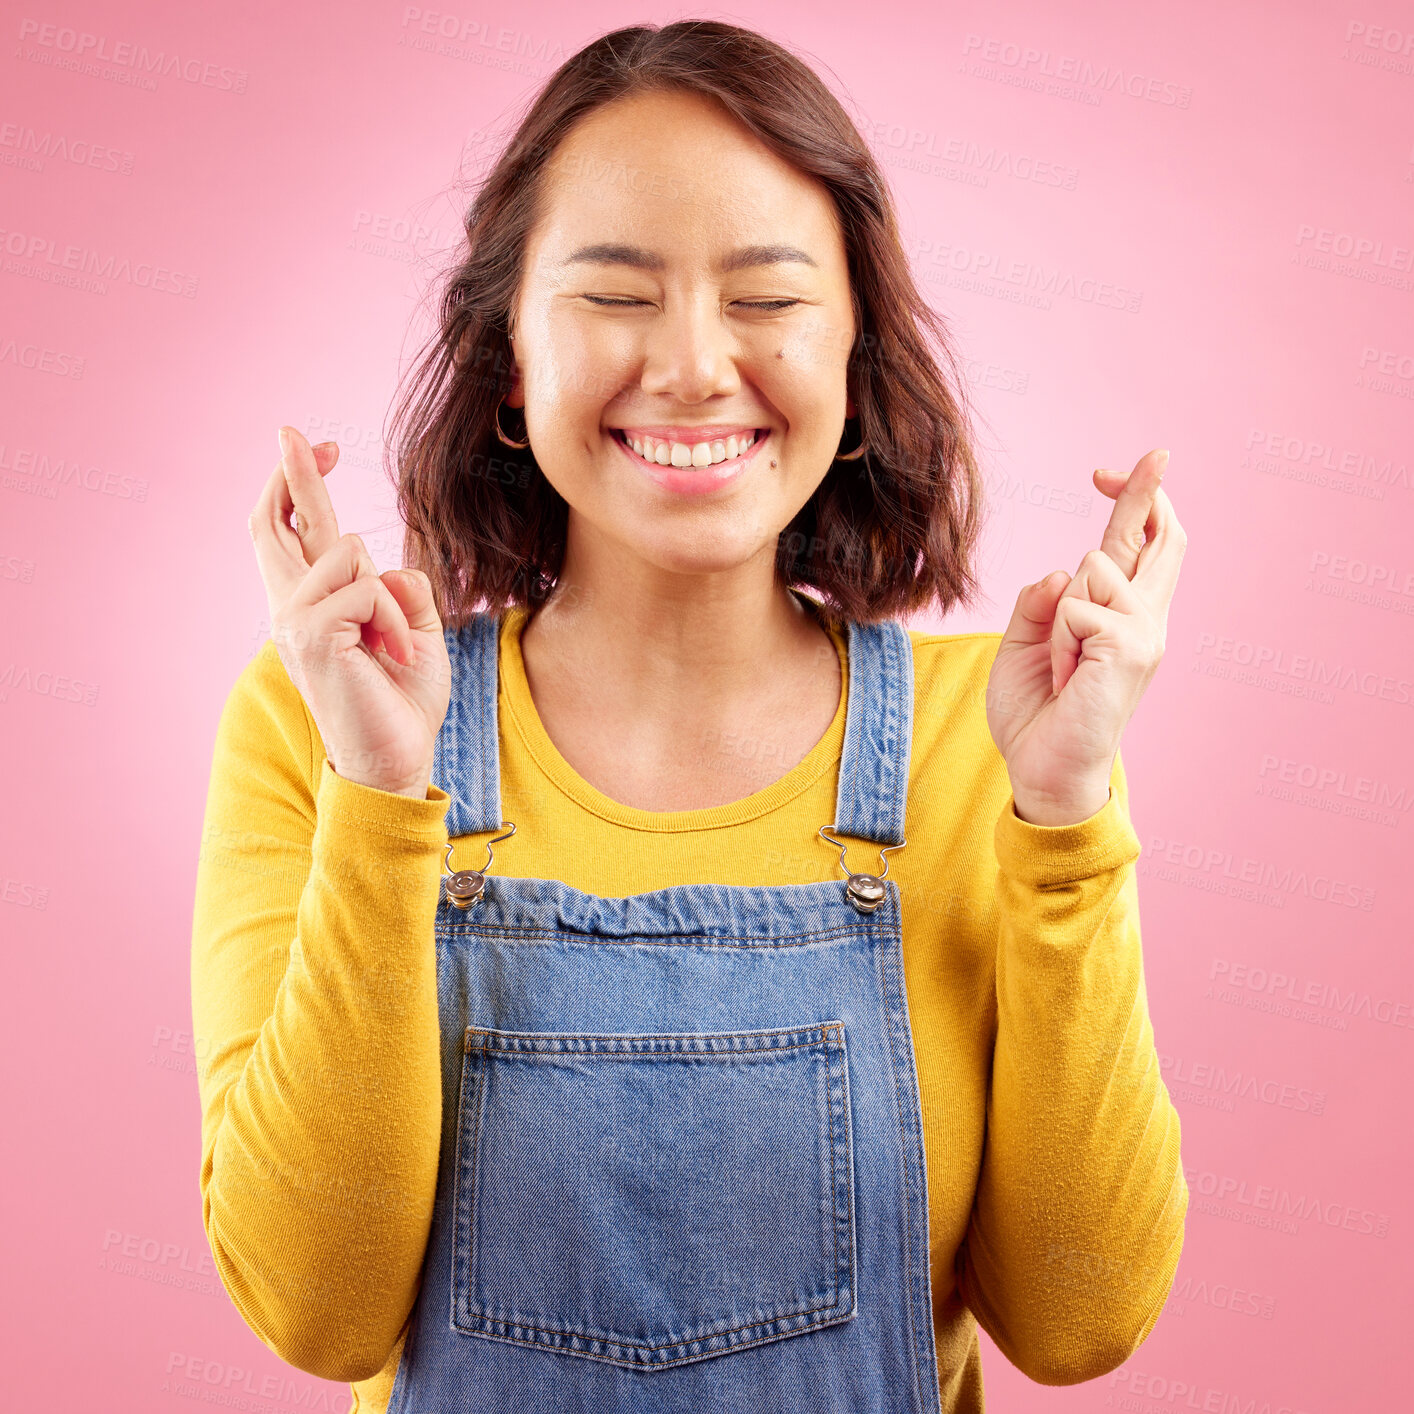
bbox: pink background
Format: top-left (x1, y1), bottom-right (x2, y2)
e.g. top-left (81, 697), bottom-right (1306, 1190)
top-left (4, 1), bottom-right (1411, 1409)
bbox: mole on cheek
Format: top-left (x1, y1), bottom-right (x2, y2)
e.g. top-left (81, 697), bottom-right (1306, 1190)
top-left (776, 349), bottom-right (784, 358)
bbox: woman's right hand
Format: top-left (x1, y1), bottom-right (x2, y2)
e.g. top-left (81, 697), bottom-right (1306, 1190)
top-left (248, 425), bottom-right (452, 798)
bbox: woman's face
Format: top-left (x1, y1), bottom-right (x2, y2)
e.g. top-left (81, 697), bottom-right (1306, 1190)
top-left (506, 88), bottom-right (857, 590)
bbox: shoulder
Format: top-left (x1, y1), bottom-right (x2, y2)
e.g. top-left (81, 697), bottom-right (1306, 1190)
top-left (899, 628), bottom-right (1006, 786)
top-left (904, 628), bottom-right (1002, 704)
top-left (905, 626), bottom-right (1002, 660)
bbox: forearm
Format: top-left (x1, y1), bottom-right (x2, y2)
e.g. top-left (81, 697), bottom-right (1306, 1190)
top-left (960, 777), bottom-right (1187, 1383)
top-left (197, 760), bottom-right (449, 1382)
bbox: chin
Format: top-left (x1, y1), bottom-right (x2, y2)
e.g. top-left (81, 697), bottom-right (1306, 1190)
top-left (615, 523), bottom-right (779, 581)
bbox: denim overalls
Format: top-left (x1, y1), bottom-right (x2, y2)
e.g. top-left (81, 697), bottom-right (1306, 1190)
top-left (386, 604), bottom-right (942, 1413)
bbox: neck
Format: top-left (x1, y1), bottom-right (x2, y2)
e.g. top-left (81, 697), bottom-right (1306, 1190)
top-left (518, 544), bottom-right (836, 730)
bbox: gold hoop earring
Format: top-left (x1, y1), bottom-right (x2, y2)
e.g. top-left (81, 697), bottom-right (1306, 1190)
top-left (494, 395), bottom-right (530, 450)
top-left (835, 419), bottom-right (868, 462)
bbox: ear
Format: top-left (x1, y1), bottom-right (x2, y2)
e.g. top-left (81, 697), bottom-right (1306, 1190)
top-left (504, 325), bottom-right (523, 406)
top-left (504, 333), bottom-right (524, 409)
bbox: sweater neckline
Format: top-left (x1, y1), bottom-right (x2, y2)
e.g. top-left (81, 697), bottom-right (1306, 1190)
top-left (498, 593), bottom-right (849, 835)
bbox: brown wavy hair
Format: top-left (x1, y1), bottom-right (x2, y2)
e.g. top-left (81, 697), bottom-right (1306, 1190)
top-left (386, 18), bottom-right (987, 631)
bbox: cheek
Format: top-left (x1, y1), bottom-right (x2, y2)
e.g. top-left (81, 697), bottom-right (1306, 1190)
top-left (523, 322), bottom-right (619, 417)
top-left (754, 342), bottom-right (847, 418)
top-left (770, 317), bottom-right (851, 382)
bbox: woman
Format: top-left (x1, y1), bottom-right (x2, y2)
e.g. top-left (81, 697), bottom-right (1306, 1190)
top-left (193, 19), bottom-right (1188, 1414)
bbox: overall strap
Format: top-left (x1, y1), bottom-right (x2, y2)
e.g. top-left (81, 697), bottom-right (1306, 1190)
top-left (832, 618), bottom-right (913, 847)
top-left (433, 611), bottom-right (504, 839)
top-left (433, 610), bottom-right (915, 847)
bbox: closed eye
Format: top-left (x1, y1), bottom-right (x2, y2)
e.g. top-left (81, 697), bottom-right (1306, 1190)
top-left (582, 296), bottom-right (801, 311)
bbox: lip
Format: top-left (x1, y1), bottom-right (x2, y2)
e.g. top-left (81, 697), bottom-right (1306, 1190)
top-left (610, 427), bottom-right (768, 497)
top-left (610, 424), bottom-right (761, 442)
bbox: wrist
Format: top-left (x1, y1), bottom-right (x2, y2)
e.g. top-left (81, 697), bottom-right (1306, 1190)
top-left (329, 757), bottom-right (434, 800)
top-left (1010, 783), bottom-right (1111, 827)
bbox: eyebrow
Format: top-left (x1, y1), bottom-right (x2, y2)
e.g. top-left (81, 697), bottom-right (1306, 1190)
top-left (561, 242), bottom-right (818, 273)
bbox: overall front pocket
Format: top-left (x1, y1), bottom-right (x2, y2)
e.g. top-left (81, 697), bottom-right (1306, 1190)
top-left (450, 1021), bottom-right (856, 1371)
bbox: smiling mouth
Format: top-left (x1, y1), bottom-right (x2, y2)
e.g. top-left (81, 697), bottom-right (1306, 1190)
top-left (610, 427), bottom-right (768, 470)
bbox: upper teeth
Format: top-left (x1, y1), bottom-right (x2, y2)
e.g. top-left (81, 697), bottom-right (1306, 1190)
top-left (622, 430), bottom-right (757, 467)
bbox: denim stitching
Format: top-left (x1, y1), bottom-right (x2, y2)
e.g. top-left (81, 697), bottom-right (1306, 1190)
top-left (465, 1024), bottom-right (841, 1053)
top-left (468, 1048), bottom-right (488, 1297)
top-left (449, 1050), bottom-right (469, 1333)
top-left (877, 883), bottom-right (928, 1410)
top-left (439, 923), bottom-right (891, 946)
top-left (451, 1042), bottom-right (489, 1330)
top-left (452, 1025), bottom-right (853, 1362)
top-left (450, 1315), bottom-right (852, 1370)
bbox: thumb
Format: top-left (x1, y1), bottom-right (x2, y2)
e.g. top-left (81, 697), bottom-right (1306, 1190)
top-left (382, 568), bottom-right (443, 634)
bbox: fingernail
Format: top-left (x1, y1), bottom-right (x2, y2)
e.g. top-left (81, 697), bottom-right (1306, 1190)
top-left (1157, 448), bottom-right (1170, 476)
top-left (314, 440), bottom-right (336, 453)
top-left (278, 427), bottom-right (291, 456)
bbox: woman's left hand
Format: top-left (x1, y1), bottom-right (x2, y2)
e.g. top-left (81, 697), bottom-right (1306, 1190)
top-left (986, 448), bottom-right (1188, 826)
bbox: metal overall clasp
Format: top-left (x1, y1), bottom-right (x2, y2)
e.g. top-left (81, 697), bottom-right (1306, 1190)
top-left (441, 822), bottom-right (517, 911)
top-left (817, 826), bottom-right (905, 915)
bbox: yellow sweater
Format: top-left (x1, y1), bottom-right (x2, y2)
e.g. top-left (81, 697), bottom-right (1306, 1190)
top-left (191, 607), bottom-right (1187, 1412)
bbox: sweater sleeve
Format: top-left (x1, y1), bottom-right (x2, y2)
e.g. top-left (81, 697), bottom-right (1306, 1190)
top-left (956, 746), bottom-right (1188, 1384)
top-left (190, 640), bottom-right (451, 1382)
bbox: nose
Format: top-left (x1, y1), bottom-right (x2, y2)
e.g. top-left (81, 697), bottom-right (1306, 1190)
top-left (638, 296), bottom-right (742, 405)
